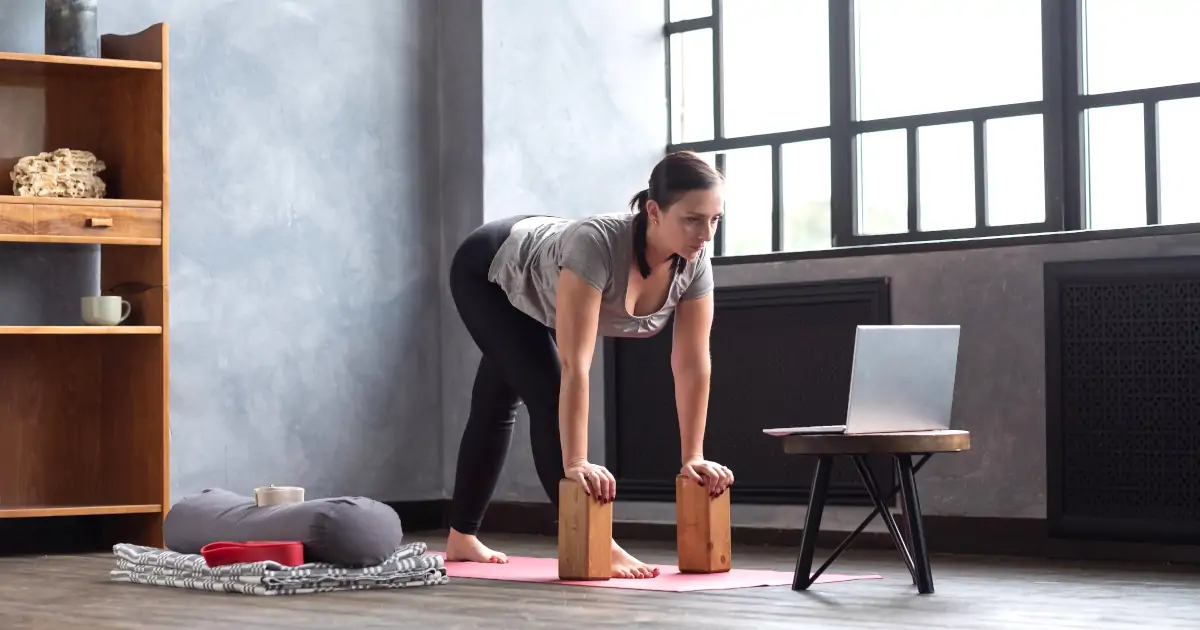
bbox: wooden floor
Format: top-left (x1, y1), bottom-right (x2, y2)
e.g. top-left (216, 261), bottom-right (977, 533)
top-left (1, 530), bottom-right (1198, 629)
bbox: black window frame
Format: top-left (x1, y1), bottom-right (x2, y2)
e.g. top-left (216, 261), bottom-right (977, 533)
top-left (664, 0), bottom-right (1200, 260)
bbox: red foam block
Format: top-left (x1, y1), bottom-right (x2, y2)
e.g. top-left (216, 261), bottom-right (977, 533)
top-left (432, 552), bottom-right (881, 592)
top-left (201, 541), bottom-right (305, 567)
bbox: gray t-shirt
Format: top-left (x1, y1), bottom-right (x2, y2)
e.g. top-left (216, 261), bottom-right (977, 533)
top-left (487, 213), bottom-right (714, 338)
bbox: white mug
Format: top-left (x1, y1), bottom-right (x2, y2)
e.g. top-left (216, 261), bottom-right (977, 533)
top-left (81, 295), bottom-right (131, 326)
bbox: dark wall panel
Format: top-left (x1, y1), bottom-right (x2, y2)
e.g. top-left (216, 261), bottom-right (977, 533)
top-left (605, 279), bottom-right (893, 505)
top-left (1046, 256), bottom-right (1200, 543)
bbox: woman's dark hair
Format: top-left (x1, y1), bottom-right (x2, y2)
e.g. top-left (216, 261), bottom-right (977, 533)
top-left (628, 151), bottom-right (724, 278)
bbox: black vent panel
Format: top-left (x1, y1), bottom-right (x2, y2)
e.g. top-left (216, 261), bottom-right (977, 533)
top-left (1046, 257), bottom-right (1200, 543)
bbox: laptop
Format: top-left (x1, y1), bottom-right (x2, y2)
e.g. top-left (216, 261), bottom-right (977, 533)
top-left (762, 324), bottom-right (960, 436)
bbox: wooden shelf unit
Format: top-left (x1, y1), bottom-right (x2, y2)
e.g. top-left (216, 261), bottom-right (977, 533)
top-left (0, 24), bottom-right (170, 550)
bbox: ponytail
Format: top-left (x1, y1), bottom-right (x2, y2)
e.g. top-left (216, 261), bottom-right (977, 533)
top-left (628, 188), bottom-right (650, 214)
top-left (629, 189), bottom-right (652, 278)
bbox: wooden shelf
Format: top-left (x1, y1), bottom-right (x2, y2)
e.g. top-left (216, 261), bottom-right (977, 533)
top-left (0, 196), bottom-right (161, 208)
top-left (0, 326), bottom-right (162, 335)
top-left (0, 504), bottom-right (162, 519)
top-left (0, 24), bottom-right (170, 549)
top-left (0, 51), bottom-right (161, 76)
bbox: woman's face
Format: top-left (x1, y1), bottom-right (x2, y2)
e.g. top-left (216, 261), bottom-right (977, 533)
top-left (648, 187), bottom-right (724, 260)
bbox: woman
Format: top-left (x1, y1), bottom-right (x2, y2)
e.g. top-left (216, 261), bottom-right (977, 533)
top-left (444, 151), bottom-right (735, 579)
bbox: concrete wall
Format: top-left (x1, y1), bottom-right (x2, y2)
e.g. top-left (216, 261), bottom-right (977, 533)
top-left (0, 0), bottom-right (445, 502)
top-left (436, 0), bottom-right (486, 505)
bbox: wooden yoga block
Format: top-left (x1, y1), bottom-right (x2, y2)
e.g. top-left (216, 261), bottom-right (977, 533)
top-left (557, 478), bottom-right (612, 581)
top-left (675, 474), bottom-right (732, 573)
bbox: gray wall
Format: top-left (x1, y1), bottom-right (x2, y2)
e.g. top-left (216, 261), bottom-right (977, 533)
top-left (0, 0), bottom-right (445, 502)
top-left (437, 0), bottom-right (486, 507)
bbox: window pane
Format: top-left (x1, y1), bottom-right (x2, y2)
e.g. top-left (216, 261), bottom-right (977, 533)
top-left (1082, 0), bottom-right (1200, 94)
top-left (1157, 98), bottom-right (1200, 225)
top-left (718, 146), bottom-right (773, 256)
top-left (855, 0), bottom-right (1041, 120)
top-left (917, 122), bottom-right (975, 231)
top-left (856, 129), bottom-right (908, 235)
top-left (985, 115), bottom-right (1046, 226)
top-left (1084, 104), bottom-right (1146, 230)
top-left (670, 0), bottom-right (711, 22)
top-left (782, 139), bottom-right (831, 251)
top-left (693, 151), bottom-right (718, 170)
top-left (670, 29), bottom-right (714, 144)
top-left (722, 0), bottom-right (828, 137)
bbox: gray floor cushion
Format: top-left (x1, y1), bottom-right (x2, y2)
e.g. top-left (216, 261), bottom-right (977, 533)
top-left (163, 488), bottom-right (404, 567)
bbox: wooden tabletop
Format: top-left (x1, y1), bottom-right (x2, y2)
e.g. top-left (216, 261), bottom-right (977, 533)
top-left (775, 429), bottom-right (971, 455)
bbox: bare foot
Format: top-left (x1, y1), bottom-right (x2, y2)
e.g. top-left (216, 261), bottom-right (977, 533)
top-left (445, 528), bottom-right (508, 563)
top-left (611, 540), bottom-right (659, 579)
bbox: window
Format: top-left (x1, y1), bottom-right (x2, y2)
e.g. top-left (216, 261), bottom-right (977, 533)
top-left (664, 0), bottom-right (1200, 258)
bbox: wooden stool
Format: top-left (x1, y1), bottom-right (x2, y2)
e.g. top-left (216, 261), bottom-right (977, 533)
top-left (557, 478), bottom-right (612, 580)
top-left (675, 474), bottom-right (732, 573)
top-left (772, 430), bottom-right (971, 595)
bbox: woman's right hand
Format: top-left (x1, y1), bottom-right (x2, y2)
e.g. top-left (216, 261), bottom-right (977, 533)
top-left (564, 460), bottom-right (616, 503)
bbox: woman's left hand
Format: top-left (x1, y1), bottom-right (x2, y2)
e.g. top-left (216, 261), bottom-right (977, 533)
top-left (681, 458), bottom-right (734, 496)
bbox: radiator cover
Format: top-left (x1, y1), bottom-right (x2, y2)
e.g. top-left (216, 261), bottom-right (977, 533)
top-left (1045, 256), bottom-right (1200, 544)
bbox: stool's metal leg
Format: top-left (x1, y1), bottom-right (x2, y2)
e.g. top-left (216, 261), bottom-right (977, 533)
top-left (898, 457), bottom-right (915, 584)
top-left (896, 456), bottom-right (912, 578)
top-left (896, 454), bottom-right (934, 594)
top-left (853, 456), bottom-right (917, 581)
top-left (792, 455), bottom-right (832, 591)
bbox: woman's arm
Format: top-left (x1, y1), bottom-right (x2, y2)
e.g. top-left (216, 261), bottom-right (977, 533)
top-left (672, 292), bottom-right (714, 461)
top-left (554, 267), bottom-right (614, 500)
top-left (672, 292), bottom-right (734, 494)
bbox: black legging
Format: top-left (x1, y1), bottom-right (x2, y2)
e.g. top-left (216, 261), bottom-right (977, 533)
top-left (448, 215), bottom-right (566, 536)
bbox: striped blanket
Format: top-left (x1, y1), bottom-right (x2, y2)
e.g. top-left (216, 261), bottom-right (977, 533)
top-left (108, 541), bottom-right (449, 596)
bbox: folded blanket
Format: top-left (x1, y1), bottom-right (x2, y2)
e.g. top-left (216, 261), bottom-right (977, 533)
top-left (109, 540), bottom-right (449, 596)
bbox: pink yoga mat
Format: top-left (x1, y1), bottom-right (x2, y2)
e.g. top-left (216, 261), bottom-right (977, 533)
top-left (432, 552), bottom-right (881, 592)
